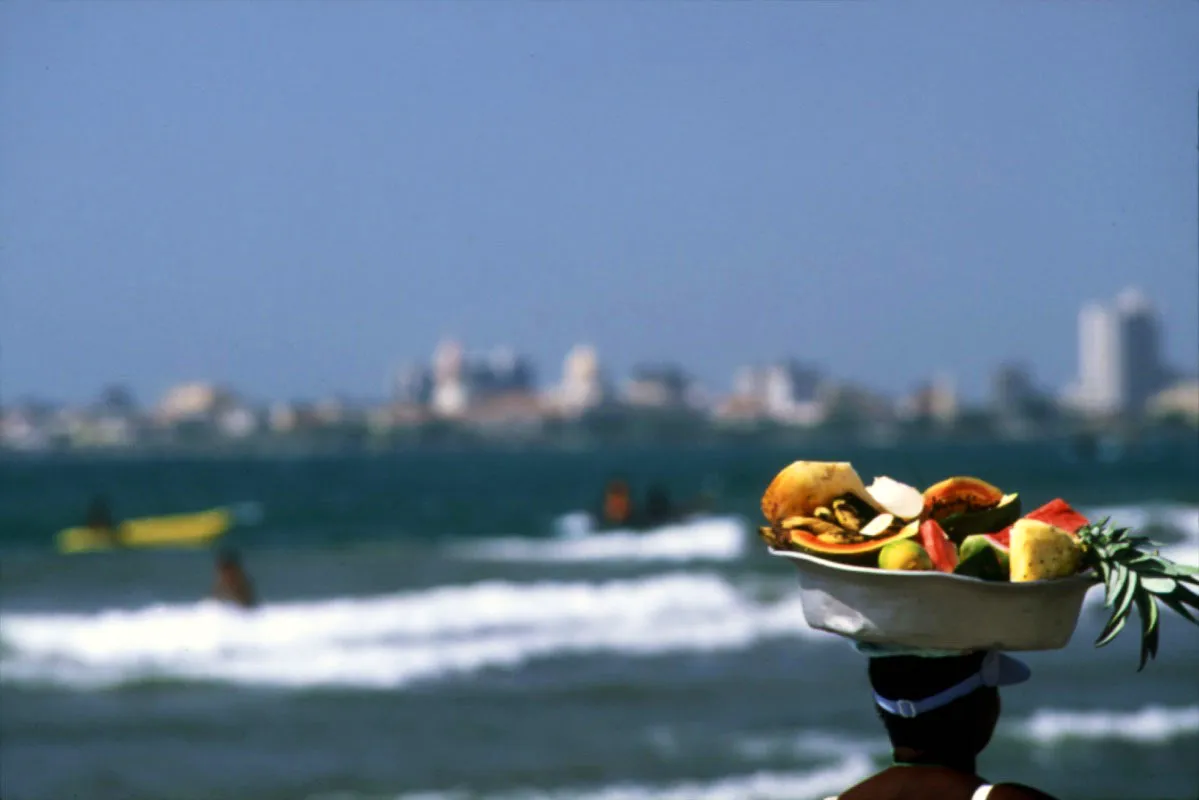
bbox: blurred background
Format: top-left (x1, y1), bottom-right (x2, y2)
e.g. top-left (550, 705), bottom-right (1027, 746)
top-left (1, 3), bottom-right (1197, 800)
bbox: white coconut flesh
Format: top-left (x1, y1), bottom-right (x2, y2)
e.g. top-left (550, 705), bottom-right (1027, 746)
top-left (866, 476), bottom-right (924, 521)
top-left (859, 512), bottom-right (896, 537)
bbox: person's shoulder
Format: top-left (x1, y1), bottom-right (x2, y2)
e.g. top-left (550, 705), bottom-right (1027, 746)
top-left (989, 782), bottom-right (1062, 800)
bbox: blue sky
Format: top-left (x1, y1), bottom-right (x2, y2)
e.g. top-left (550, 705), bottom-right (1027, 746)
top-left (2, 2), bottom-right (1196, 404)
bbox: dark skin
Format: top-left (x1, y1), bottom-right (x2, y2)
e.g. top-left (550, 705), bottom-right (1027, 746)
top-left (212, 554), bottom-right (257, 609)
top-left (839, 692), bottom-right (1059, 800)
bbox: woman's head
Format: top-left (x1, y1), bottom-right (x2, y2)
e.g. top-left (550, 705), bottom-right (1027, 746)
top-left (868, 650), bottom-right (1026, 759)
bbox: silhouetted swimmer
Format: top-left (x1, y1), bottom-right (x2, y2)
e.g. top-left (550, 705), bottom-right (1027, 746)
top-left (211, 548), bottom-right (257, 609)
top-left (825, 650), bottom-right (1059, 800)
top-left (85, 495), bottom-right (121, 546)
top-left (643, 483), bottom-right (674, 526)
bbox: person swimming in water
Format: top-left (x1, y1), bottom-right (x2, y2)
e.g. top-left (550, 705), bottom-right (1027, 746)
top-left (642, 483), bottom-right (675, 526)
top-left (84, 495), bottom-right (122, 547)
top-left (825, 649), bottom-right (1059, 800)
top-left (600, 477), bottom-right (634, 526)
top-left (211, 548), bottom-right (257, 609)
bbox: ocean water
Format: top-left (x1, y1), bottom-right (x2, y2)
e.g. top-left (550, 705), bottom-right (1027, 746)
top-left (1, 440), bottom-right (1198, 800)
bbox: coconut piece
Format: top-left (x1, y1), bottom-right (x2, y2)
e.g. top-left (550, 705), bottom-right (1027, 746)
top-left (761, 461), bottom-right (882, 525)
top-left (866, 475), bottom-right (924, 521)
top-left (860, 513), bottom-right (896, 537)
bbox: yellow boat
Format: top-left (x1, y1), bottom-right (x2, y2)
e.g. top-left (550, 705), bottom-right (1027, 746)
top-left (56, 507), bottom-right (236, 554)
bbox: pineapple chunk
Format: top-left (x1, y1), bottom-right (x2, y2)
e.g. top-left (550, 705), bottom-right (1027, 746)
top-left (1010, 519), bottom-right (1082, 582)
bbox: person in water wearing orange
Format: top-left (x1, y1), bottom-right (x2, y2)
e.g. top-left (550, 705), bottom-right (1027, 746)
top-left (600, 477), bottom-right (634, 526)
top-left (211, 548), bottom-right (257, 609)
top-left (827, 649), bottom-right (1059, 800)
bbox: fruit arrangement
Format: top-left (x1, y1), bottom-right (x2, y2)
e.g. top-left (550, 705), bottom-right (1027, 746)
top-left (758, 461), bottom-right (1199, 668)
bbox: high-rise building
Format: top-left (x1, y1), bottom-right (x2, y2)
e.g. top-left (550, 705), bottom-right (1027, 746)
top-left (431, 340), bottom-right (469, 417)
top-left (1074, 302), bottom-right (1120, 414)
top-left (732, 360), bottom-right (823, 423)
top-left (1114, 288), bottom-right (1165, 414)
top-left (1070, 288), bottom-right (1166, 416)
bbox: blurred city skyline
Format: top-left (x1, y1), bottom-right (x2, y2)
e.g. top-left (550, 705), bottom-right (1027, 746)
top-left (2, 3), bottom-right (1197, 404)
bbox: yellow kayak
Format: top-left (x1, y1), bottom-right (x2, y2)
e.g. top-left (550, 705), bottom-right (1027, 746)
top-left (56, 507), bottom-right (235, 554)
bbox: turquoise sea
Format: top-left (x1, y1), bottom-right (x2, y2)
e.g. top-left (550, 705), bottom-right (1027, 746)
top-left (2, 439), bottom-right (1198, 800)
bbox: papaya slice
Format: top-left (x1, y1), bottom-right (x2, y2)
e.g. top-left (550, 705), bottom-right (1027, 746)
top-left (922, 477), bottom-right (1005, 521)
top-left (759, 519), bottom-right (921, 566)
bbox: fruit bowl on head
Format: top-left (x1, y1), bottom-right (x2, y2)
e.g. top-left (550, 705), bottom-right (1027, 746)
top-left (770, 548), bottom-right (1099, 652)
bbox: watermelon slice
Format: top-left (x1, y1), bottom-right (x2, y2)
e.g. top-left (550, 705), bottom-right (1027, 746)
top-left (990, 498), bottom-right (1090, 550)
top-left (919, 519), bottom-right (959, 573)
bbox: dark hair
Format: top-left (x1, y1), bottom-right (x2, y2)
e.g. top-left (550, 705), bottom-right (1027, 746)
top-left (216, 548), bottom-right (241, 567)
top-left (868, 651), bottom-right (1000, 757)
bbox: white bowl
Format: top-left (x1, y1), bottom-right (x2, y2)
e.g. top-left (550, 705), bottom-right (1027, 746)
top-left (770, 548), bottom-right (1100, 652)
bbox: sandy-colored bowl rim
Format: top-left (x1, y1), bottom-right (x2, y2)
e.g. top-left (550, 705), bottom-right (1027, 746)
top-left (768, 548), bottom-right (1100, 589)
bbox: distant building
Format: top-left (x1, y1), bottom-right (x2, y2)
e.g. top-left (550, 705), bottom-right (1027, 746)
top-left (394, 365), bottom-right (433, 405)
top-left (818, 381), bottom-right (895, 428)
top-left (991, 363), bottom-right (1039, 417)
top-left (431, 340), bottom-right (470, 417)
top-left (157, 382), bottom-right (237, 424)
top-left (732, 360), bottom-right (824, 425)
top-left (1069, 288), bottom-right (1168, 416)
top-left (1115, 288), bottom-right (1167, 414)
top-left (95, 384), bottom-right (138, 415)
top-left (429, 340), bottom-right (537, 418)
top-left (468, 346), bottom-right (536, 398)
top-left (1148, 380), bottom-right (1199, 426)
top-left (623, 364), bottom-right (693, 409)
top-left (555, 344), bottom-right (608, 416)
top-left (899, 374), bottom-right (958, 426)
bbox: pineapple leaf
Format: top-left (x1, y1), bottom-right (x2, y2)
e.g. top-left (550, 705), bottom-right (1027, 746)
top-left (1095, 604), bottom-right (1131, 648)
top-left (1140, 576), bottom-right (1178, 595)
top-left (1129, 556), bottom-right (1193, 579)
top-left (1095, 559), bottom-right (1114, 599)
top-left (1158, 593), bottom-right (1199, 626)
top-left (1095, 554), bottom-right (1126, 606)
top-left (1176, 585), bottom-right (1199, 610)
top-left (1078, 517), bottom-right (1199, 664)
top-left (1133, 590), bottom-right (1160, 671)
top-left (1103, 567), bottom-right (1126, 610)
top-left (1113, 572), bottom-right (1140, 628)
top-left (1095, 573), bottom-right (1138, 647)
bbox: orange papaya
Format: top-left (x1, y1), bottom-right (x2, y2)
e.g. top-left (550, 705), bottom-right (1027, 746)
top-left (922, 477), bottom-right (1005, 522)
top-left (761, 519), bottom-right (921, 566)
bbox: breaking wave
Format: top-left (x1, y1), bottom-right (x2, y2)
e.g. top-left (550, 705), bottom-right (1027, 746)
top-left (1018, 705), bottom-right (1199, 745)
top-left (0, 572), bottom-right (812, 691)
top-left (314, 754), bottom-right (874, 800)
top-left (452, 514), bottom-right (748, 563)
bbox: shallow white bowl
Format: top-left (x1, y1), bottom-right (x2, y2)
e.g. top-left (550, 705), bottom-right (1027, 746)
top-left (770, 548), bottom-right (1099, 652)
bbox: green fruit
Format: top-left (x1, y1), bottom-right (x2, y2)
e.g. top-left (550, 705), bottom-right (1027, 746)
top-left (958, 534), bottom-right (992, 561)
top-left (941, 493), bottom-right (1022, 544)
top-left (955, 535), bottom-right (1007, 581)
top-left (878, 540), bottom-right (934, 572)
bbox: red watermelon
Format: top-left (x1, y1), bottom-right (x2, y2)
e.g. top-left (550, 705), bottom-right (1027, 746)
top-left (919, 519), bottom-right (959, 573)
top-left (990, 498), bottom-right (1090, 550)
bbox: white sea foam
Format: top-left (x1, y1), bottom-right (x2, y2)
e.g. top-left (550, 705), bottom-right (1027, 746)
top-left (726, 706), bottom-right (1199, 759)
top-left (453, 515), bottom-right (748, 563)
top-left (0, 572), bottom-right (814, 690)
top-left (1081, 503), bottom-right (1199, 566)
top-left (1018, 704), bottom-right (1199, 745)
top-left (315, 754), bottom-right (874, 800)
top-left (733, 730), bottom-right (888, 763)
